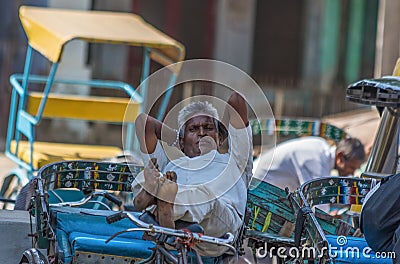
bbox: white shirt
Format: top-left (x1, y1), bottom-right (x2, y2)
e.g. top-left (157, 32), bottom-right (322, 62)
top-left (133, 125), bottom-right (253, 240)
top-left (253, 136), bottom-right (336, 192)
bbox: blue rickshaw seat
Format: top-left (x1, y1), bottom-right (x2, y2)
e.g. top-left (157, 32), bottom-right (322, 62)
top-left (326, 235), bottom-right (393, 264)
top-left (52, 208), bottom-right (155, 263)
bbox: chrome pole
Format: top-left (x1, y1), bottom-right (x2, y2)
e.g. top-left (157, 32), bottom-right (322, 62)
top-left (365, 107), bottom-right (400, 173)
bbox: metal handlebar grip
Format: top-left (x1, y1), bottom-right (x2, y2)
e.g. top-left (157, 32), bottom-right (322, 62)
top-left (106, 212), bottom-right (126, 224)
top-left (104, 193), bottom-right (123, 207)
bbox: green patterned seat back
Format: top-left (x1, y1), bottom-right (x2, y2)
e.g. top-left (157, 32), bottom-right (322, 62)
top-left (246, 178), bottom-right (295, 236)
top-left (289, 177), bottom-right (374, 261)
top-left (301, 177), bottom-right (372, 208)
top-left (38, 160), bottom-right (143, 192)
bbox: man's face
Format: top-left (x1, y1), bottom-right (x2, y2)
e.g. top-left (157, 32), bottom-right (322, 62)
top-left (336, 153), bottom-right (363, 176)
top-left (180, 115), bottom-right (220, 158)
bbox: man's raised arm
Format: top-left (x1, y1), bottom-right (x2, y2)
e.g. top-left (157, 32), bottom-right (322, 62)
top-left (223, 92), bottom-right (249, 129)
top-left (135, 113), bottom-right (178, 154)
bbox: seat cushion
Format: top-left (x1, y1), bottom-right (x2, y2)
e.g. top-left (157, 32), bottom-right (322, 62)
top-left (53, 209), bottom-right (155, 263)
top-left (69, 231), bottom-right (154, 258)
top-left (55, 210), bottom-right (147, 240)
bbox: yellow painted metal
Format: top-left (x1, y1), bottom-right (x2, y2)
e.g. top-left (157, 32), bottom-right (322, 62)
top-left (393, 57), bottom-right (400, 76)
top-left (19, 5), bottom-right (185, 70)
top-left (349, 204), bottom-right (362, 213)
top-left (10, 141), bottom-right (122, 170)
top-left (261, 212), bottom-right (272, 232)
top-left (26, 92), bottom-right (139, 123)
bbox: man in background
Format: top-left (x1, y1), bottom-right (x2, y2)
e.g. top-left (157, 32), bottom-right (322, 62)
top-left (253, 136), bottom-right (366, 191)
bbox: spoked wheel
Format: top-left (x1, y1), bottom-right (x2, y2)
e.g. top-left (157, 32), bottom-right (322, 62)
top-left (19, 248), bottom-right (49, 264)
top-left (0, 174), bottom-right (20, 209)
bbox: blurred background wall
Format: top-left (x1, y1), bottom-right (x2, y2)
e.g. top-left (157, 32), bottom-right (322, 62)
top-left (1, 0), bottom-right (399, 150)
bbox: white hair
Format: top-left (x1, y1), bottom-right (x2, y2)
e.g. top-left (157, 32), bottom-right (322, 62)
top-left (177, 101), bottom-right (219, 135)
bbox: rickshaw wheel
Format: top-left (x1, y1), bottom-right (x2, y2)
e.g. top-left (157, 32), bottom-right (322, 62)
top-left (0, 174), bottom-right (21, 209)
top-left (19, 248), bottom-right (49, 264)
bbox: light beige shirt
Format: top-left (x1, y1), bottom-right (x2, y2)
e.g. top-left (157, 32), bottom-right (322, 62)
top-left (133, 125), bottom-right (253, 256)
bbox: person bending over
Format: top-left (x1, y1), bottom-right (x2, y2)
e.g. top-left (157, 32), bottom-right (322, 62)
top-left (253, 136), bottom-right (365, 192)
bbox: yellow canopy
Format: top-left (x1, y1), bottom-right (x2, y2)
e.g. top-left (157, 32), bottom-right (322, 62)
top-left (19, 6), bottom-right (185, 69)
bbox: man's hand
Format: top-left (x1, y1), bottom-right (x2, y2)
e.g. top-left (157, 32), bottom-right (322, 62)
top-left (133, 158), bottom-right (178, 229)
top-left (135, 113), bottom-right (179, 154)
top-left (133, 159), bottom-right (160, 211)
top-left (222, 92), bottom-right (249, 129)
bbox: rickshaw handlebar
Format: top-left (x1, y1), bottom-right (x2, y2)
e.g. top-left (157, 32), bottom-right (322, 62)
top-left (103, 192), bottom-right (122, 206)
top-left (50, 190), bottom-right (122, 208)
top-left (106, 211), bottom-right (236, 250)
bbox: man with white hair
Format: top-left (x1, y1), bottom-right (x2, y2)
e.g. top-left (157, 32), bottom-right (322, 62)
top-left (133, 92), bottom-right (253, 258)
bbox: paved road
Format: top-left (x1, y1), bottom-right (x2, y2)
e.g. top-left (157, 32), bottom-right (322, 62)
top-left (0, 153), bottom-right (35, 263)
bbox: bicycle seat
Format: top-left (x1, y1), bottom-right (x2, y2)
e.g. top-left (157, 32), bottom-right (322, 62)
top-left (178, 222), bottom-right (204, 234)
top-left (139, 211), bottom-right (159, 225)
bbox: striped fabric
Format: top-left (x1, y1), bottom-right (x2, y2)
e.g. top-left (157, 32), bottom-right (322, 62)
top-left (251, 118), bottom-right (346, 142)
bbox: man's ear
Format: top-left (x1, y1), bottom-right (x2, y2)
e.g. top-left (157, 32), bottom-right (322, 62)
top-left (217, 132), bottom-right (223, 146)
top-left (218, 133), bottom-right (229, 153)
top-left (336, 151), bottom-right (345, 166)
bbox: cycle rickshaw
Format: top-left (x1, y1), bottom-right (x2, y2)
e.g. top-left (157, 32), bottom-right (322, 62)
top-left (14, 6), bottom-right (400, 264)
top-left (244, 117), bottom-right (354, 263)
top-left (243, 55), bottom-right (400, 263)
top-left (19, 160), bottom-right (236, 264)
top-left (19, 118), bottom-right (347, 264)
top-left (1, 5), bottom-right (185, 208)
top-left (283, 59), bottom-right (400, 263)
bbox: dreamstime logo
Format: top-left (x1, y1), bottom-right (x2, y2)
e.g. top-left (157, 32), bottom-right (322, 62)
top-left (122, 59), bottom-right (276, 205)
top-left (336, 235), bottom-right (347, 246)
top-left (255, 237), bottom-right (396, 260)
top-left (255, 243), bottom-right (328, 260)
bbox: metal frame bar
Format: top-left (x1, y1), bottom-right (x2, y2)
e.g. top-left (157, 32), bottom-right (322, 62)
top-left (5, 45), bottom-right (144, 179)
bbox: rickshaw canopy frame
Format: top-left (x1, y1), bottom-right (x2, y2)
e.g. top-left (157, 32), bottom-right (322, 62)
top-left (19, 5), bottom-right (185, 71)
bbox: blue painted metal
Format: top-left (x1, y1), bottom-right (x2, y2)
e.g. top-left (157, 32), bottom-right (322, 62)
top-left (5, 89), bottom-right (19, 161)
top-left (4, 39), bottom-right (179, 207)
top-left (11, 74), bottom-right (141, 102)
top-left (5, 70), bottom-right (144, 180)
top-left (21, 45), bottom-right (33, 105)
top-left (5, 152), bottom-right (32, 172)
top-left (15, 46), bottom-right (33, 158)
top-left (14, 72), bottom-right (142, 153)
top-left (34, 63), bottom-right (59, 122)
